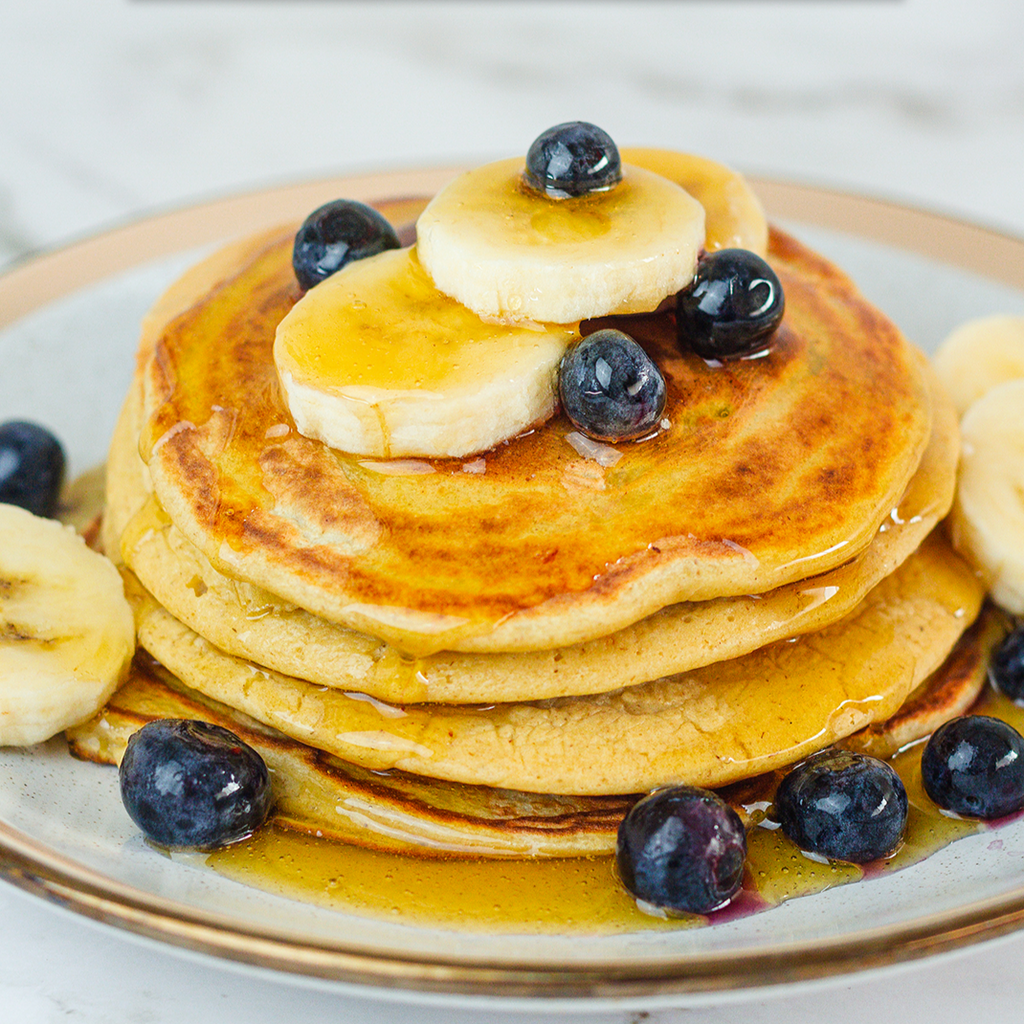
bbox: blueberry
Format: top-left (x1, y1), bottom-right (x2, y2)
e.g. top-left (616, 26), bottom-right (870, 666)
top-left (676, 249), bottom-right (785, 360)
top-left (990, 625), bottom-right (1024, 702)
top-left (921, 715), bottom-right (1024, 819)
top-left (775, 749), bottom-right (908, 863)
top-left (616, 786), bottom-right (747, 915)
top-left (524, 122), bottom-right (622, 199)
top-left (292, 199), bottom-right (401, 290)
top-left (559, 329), bottom-right (666, 442)
top-left (0, 420), bottom-right (66, 518)
top-left (119, 720), bottom-right (273, 849)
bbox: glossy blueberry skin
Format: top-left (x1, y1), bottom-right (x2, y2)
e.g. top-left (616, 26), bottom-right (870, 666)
top-left (292, 199), bottom-right (401, 290)
top-left (0, 420), bottom-right (66, 518)
top-left (677, 249), bottom-right (785, 360)
top-left (990, 625), bottom-right (1024, 702)
top-left (559, 329), bottom-right (666, 442)
top-left (921, 715), bottom-right (1024, 819)
top-left (119, 720), bottom-right (273, 849)
top-left (524, 122), bottom-right (622, 199)
top-left (775, 749), bottom-right (908, 863)
top-left (616, 786), bottom-right (747, 915)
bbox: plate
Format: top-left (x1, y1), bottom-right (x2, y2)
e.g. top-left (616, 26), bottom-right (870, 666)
top-left (2, 170), bottom-right (1024, 1007)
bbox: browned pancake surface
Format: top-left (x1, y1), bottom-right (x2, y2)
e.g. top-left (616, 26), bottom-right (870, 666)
top-left (140, 218), bottom-right (931, 653)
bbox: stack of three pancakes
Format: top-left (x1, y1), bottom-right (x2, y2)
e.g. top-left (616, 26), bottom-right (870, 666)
top-left (81, 194), bottom-right (991, 859)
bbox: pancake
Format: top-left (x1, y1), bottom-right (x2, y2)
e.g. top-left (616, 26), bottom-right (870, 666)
top-left (67, 608), bottom-right (998, 859)
top-left (137, 222), bottom-right (932, 655)
top-left (108, 357), bottom-right (959, 703)
top-left (129, 528), bottom-right (984, 796)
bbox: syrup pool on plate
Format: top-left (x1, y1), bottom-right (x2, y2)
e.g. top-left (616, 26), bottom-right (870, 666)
top-left (198, 689), bottom-right (1021, 934)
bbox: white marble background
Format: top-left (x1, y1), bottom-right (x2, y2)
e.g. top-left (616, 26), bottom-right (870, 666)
top-left (5, 0), bottom-right (1024, 269)
top-left (2, 0), bottom-right (1024, 1021)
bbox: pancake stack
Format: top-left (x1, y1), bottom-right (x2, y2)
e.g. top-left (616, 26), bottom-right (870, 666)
top-left (80, 148), bottom-right (988, 859)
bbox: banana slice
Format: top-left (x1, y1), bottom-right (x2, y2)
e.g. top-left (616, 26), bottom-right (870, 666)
top-left (933, 314), bottom-right (1024, 417)
top-left (949, 378), bottom-right (1024, 613)
top-left (416, 157), bottom-right (705, 324)
top-left (619, 147), bottom-right (768, 256)
top-left (0, 502), bottom-right (135, 745)
top-left (275, 247), bottom-right (577, 458)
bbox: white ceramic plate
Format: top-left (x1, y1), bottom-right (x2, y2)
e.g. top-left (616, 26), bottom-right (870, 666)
top-left (2, 171), bottom-right (1024, 1007)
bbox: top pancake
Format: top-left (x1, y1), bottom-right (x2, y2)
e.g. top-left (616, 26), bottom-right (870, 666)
top-left (139, 207), bottom-right (931, 655)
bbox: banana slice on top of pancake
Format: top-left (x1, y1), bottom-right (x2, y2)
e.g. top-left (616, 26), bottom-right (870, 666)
top-left (416, 157), bottom-right (706, 325)
top-left (275, 247), bottom-right (577, 459)
top-left (414, 132), bottom-right (768, 326)
top-left (619, 147), bottom-right (768, 256)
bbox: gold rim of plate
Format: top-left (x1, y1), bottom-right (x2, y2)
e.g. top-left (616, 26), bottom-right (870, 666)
top-left (3, 168), bottom-right (1024, 1001)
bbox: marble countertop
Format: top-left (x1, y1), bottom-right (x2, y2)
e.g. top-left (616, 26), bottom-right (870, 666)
top-left (2, 1), bottom-right (1024, 1021)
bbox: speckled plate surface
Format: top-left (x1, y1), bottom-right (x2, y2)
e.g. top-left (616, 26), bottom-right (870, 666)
top-left (2, 171), bottom-right (1024, 1008)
